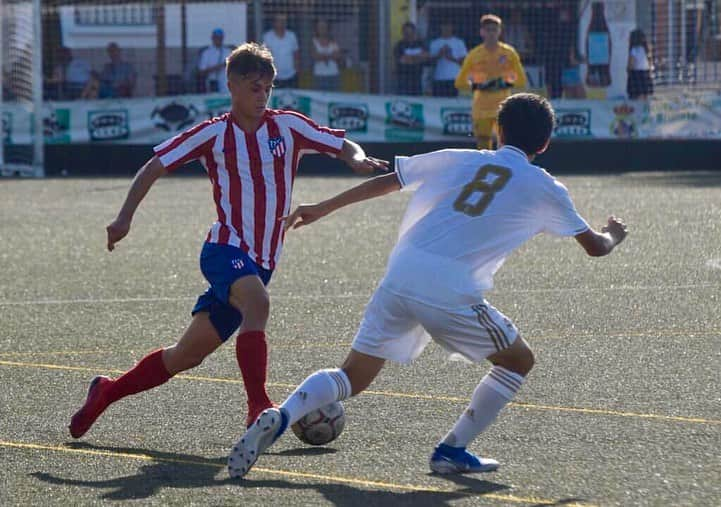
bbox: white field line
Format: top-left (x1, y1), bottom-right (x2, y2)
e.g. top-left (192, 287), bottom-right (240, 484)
top-left (0, 282), bottom-right (719, 307)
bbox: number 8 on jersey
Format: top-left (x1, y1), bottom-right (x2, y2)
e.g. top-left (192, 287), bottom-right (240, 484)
top-left (453, 165), bottom-right (512, 217)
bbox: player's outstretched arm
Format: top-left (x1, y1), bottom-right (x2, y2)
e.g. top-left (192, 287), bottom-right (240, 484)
top-left (107, 156), bottom-right (167, 251)
top-left (338, 138), bottom-right (389, 175)
top-left (284, 172), bottom-right (401, 231)
top-left (574, 216), bottom-right (628, 257)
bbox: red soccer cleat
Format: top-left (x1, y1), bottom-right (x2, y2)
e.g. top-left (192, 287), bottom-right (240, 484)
top-left (245, 401), bottom-right (276, 429)
top-left (69, 376), bottom-right (113, 438)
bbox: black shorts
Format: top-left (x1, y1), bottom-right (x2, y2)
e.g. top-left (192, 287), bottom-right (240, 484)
top-left (627, 70), bottom-right (653, 99)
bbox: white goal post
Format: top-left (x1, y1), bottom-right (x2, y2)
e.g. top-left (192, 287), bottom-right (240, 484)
top-left (0, 0), bottom-right (44, 177)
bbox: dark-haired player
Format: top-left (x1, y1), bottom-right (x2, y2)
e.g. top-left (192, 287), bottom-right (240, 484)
top-left (229, 93), bottom-right (627, 478)
top-left (69, 42), bottom-right (388, 438)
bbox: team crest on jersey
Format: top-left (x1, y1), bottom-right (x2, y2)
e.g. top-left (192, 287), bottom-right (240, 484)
top-left (268, 136), bottom-right (286, 157)
top-left (498, 55), bottom-right (508, 64)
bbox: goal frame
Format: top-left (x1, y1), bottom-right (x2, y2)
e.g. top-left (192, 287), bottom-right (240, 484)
top-left (0, 0), bottom-right (44, 178)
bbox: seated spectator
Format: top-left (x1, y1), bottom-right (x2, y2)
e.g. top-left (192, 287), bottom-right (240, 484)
top-left (99, 42), bottom-right (137, 98)
top-left (429, 21), bottom-right (467, 97)
top-left (311, 19), bottom-right (342, 91)
top-left (197, 28), bottom-right (233, 94)
top-left (394, 22), bottom-right (429, 96)
top-left (46, 47), bottom-right (91, 100)
top-left (263, 14), bottom-right (299, 88)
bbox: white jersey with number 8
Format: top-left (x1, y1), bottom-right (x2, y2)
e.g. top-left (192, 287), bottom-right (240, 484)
top-left (384, 145), bottom-right (589, 309)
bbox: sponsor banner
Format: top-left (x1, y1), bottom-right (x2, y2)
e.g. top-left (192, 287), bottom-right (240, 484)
top-left (87, 109), bottom-right (130, 141)
top-left (2, 90), bottom-right (720, 144)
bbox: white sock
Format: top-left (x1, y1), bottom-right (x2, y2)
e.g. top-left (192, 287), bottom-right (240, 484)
top-left (280, 368), bottom-right (352, 426)
top-left (441, 366), bottom-right (525, 448)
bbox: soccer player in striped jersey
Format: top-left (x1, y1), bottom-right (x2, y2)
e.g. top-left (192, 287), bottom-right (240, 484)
top-left (228, 93), bottom-right (628, 478)
top-left (69, 42), bottom-right (388, 438)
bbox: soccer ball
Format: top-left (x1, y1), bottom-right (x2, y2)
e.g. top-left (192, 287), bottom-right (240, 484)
top-left (291, 401), bottom-right (346, 446)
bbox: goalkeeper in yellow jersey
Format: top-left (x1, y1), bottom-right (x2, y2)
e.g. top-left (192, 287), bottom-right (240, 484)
top-left (455, 14), bottom-right (527, 149)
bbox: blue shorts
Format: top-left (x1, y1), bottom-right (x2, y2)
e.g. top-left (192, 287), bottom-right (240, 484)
top-left (191, 242), bottom-right (272, 342)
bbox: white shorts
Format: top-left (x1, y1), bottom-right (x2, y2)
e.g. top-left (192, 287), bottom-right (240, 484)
top-left (352, 286), bottom-right (519, 364)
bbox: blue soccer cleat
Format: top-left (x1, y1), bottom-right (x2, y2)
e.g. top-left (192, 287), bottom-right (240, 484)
top-left (228, 407), bottom-right (288, 479)
top-left (429, 443), bottom-right (499, 474)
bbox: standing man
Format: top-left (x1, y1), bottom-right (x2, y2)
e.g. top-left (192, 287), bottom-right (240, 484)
top-left (197, 28), bottom-right (233, 94)
top-left (69, 42), bottom-right (388, 440)
top-left (455, 14), bottom-right (526, 149)
top-left (429, 22), bottom-right (467, 97)
top-left (394, 22), bottom-right (429, 96)
top-left (262, 14), bottom-right (300, 88)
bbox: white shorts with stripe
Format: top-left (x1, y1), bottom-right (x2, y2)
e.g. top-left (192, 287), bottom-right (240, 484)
top-left (352, 286), bottom-right (518, 365)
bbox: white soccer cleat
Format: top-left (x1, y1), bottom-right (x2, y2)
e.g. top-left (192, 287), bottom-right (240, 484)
top-left (228, 407), bottom-right (285, 479)
top-left (429, 443), bottom-right (500, 474)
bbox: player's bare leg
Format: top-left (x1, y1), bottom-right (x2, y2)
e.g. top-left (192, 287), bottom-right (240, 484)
top-left (69, 313), bottom-right (221, 438)
top-left (228, 275), bottom-right (274, 426)
top-left (340, 349), bottom-right (386, 395)
top-left (162, 313), bottom-right (224, 374)
top-left (228, 349), bottom-right (385, 478)
top-left (486, 334), bottom-right (534, 376)
top-left (431, 335), bottom-right (534, 474)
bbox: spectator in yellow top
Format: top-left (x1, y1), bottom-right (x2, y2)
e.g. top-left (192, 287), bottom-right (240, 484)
top-left (455, 14), bottom-right (527, 149)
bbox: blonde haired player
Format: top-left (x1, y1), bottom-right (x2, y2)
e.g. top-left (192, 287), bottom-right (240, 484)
top-left (68, 42), bottom-right (387, 439)
top-left (455, 14), bottom-right (527, 149)
top-left (227, 93), bottom-right (627, 478)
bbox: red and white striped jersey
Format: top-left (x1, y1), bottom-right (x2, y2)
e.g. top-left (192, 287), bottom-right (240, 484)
top-left (153, 109), bottom-right (345, 270)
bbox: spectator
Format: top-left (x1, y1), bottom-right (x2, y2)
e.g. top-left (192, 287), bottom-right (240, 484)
top-left (46, 47), bottom-right (91, 100)
top-left (99, 42), bottom-right (137, 98)
top-left (197, 28), bottom-right (233, 94)
top-left (394, 22), bottom-right (429, 96)
top-left (311, 19), bottom-right (342, 91)
top-left (502, 10), bottom-right (534, 63)
top-left (540, 6), bottom-right (580, 99)
top-left (263, 14), bottom-right (299, 88)
top-left (560, 8), bottom-right (586, 99)
top-left (627, 28), bottom-right (654, 100)
top-left (429, 21), bottom-right (467, 97)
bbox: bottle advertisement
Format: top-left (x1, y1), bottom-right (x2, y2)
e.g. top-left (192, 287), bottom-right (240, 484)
top-left (579, 0), bottom-right (636, 99)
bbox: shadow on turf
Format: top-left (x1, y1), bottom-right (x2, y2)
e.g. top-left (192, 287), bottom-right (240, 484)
top-left (29, 442), bottom-right (517, 505)
top-left (270, 447), bottom-right (337, 457)
top-left (624, 171), bottom-right (721, 188)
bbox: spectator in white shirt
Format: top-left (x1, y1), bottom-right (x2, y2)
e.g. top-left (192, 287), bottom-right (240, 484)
top-left (311, 19), bottom-right (342, 91)
top-left (197, 28), bottom-right (232, 94)
top-left (263, 14), bottom-right (300, 88)
top-left (47, 46), bottom-right (91, 100)
top-left (627, 28), bottom-right (654, 100)
top-left (429, 22), bottom-right (467, 97)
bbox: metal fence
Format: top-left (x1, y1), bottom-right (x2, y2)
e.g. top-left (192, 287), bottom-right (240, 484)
top-left (4, 0), bottom-right (721, 100)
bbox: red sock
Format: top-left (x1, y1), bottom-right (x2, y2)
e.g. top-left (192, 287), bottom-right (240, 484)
top-left (106, 349), bottom-right (173, 404)
top-left (235, 330), bottom-right (272, 408)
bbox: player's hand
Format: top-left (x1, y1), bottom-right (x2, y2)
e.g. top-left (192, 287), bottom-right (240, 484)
top-left (282, 204), bottom-right (328, 232)
top-left (349, 156), bottom-right (389, 175)
top-left (106, 216), bottom-right (131, 251)
top-left (601, 216), bottom-right (628, 245)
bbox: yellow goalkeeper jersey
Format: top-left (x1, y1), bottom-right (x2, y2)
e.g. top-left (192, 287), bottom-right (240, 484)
top-left (455, 42), bottom-right (527, 119)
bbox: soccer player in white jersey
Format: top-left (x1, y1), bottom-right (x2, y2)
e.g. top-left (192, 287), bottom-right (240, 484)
top-left (68, 42), bottom-right (388, 438)
top-left (228, 93), bottom-right (628, 478)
